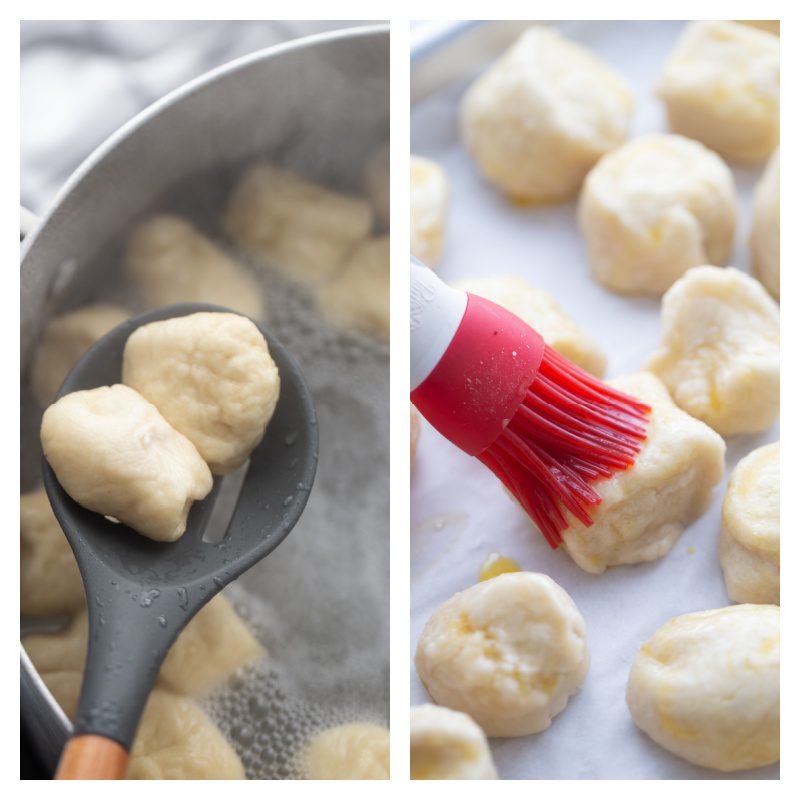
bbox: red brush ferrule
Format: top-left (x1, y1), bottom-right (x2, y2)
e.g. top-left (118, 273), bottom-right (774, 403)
top-left (411, 293), bottom-right (545, 456)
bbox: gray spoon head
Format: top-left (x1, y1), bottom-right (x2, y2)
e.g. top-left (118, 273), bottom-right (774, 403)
top-left (42, 302), bottom-right (318, 748)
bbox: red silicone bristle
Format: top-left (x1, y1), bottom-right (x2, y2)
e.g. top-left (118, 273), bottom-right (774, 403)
top-left (478, 344), bottom-right (651, 548)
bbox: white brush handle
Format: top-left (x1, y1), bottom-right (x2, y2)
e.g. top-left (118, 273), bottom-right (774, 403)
top-left (410, 256), bottom-right (467, 391)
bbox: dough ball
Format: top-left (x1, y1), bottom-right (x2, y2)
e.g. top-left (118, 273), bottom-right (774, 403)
top-left (460, 25), bottom-right (633, 203)
top-left (452, 273), bottom-right (607, 377)
top-left (655, 20), bottom-right (780, 163)
top-left (304, 722), bottom-right (390, 779)
top-left (41, 384), bottom-right (213, 542)
top-left (363, 142), bottom-right (390, 229)
top-left (719, 442), bottom-right (779, 605)
top-left (751, 148), bottom-right (780, 300)
top-left (315, 235), bottom-right (389, 338)
top-left (626, 604), bottom-right (779, 772)
top-left (478, 552), bottom-right (522, 583)
top-left (410, 155), bottom-right (449, 268)
top-left (410, 403), bottom-right (421, 471)
top-left (158, 593), bottom-right (264, 695)
top-left (122, 312), bottom-right (280, 474)
top-left (127, 688), bottom-right (245, 779)
top-left (410, 704), bottom-right (498, 780)
top-left (559, 372), bottom-right (725, 574)
top-left (20, 488), bottom-right (84, 617)
top-left (29, 304), bottom-right (130, 407)
top-left (414, 571), bottom-right (590, 737)
top-left (643, 266), bottom-right (780, 436)
top-left (223, 163), bottom-right (373, 286)
top-left (126, 214), bottom-right (263, 320)
top-left (578, 134), bottom-right (737, 295)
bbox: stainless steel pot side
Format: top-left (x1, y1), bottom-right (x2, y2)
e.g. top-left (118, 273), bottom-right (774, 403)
top-left (20, 24), bottom-right (389, 776)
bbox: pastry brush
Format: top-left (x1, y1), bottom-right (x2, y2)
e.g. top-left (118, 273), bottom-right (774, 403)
top-left (410, 256), bottom-right (651, 547)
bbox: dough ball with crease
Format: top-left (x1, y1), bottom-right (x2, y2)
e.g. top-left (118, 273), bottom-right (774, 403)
top-left (123, 312), bottom-right (280, 474)
top-left (29, 304), bottom-right (130, 408)
top-left (452, 273), bottom-right (607, 378)
top-left (20, 487), bottom-right (84, 617)
top-left (410, 155), bottom-right (449, 268)
top-left (303, 722), bottom-right (389, 779)
top-left (460, 25), bottom-right (633, 203)
top-left (410, 704), bottom-right (497, 780)
top-left (223, 163), bottom-right (373, 286)
top-left (363, 142), bottom-right (390, 229)
top-left (719, 442), bottom-right (779, 605)
top-left (643, 266), bottom-right (780, 436)
top-left (751, 148), bottom-right (780, 300)
top-left (578, 134), bottom-right (737, 295)
top-left (40, 384), bottom-right (213, 542)
top-left (415, 571), bottom-right (590, 737)
top-left (626, 604), bottom-right (779, 771)
top-left (315, 235), bottom-right (389, 338)
top-left (126, 214), bottom-right (263, 320)
top-left (558, 372), bottom-right (725, 574)
top-left (655, 20), bottom-right (779, 163)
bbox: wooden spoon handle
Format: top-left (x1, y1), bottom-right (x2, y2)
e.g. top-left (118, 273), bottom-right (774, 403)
top-left (55, 734), bottom-right (130, 780)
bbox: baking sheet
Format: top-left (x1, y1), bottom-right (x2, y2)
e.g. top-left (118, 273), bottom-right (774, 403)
top-left (410, 20), bottom-right (779, 780)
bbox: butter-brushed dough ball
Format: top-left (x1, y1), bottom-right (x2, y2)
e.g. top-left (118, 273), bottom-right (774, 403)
top-left (363, 143), bottom-right (390, 229)
top-left (415, 572), bottom-right (590, 737)
top-left (29, 304), bottom-right (130, 408)
top-left (123, 312), bottom-right (280, 474)
top-left (626, 604), bottom-right (779, 771)
top-left (410, 704), bottom-right (497, 780)
top-left (20, 488), bottom-right (84, 617)
top-left (751, 148), bottom-right (780, 300)
top-left (559, 372), bottom-right (725, 574)
top-left (127, 689), bottom-right (245, 779)
top-left (452, 274), bottom-right (607, 378)
top-left (126, 214), bottom-right (263, 320)
top-left (719, 442), bottom-right (779, 605)
top-left (40, 384), bottom-right (213, 542)
top-left (410, 155), bottom-right (449, 268)
top-left (460, 26), bottom-right (633, 203)
top-left (304, 722), bottom-right (390, 779)
top-left (643, 266), bottom-right (780, 436)
top-left (655, 20), bottom-right (780, 163)
top-left (578, 134), bottom-right (737, 295)
top-left (315, 235), bottom-right (389, 338)
top-left (223, 163), bottom-right (373, 286)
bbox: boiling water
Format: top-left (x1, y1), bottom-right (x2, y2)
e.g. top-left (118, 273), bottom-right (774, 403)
top-left (20, 183), bottom-right (390, 779)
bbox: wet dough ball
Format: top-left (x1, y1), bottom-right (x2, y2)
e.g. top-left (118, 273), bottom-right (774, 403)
top-left (559, 372), bottom-right (725, 574)
top-left (452, 274), bottom-right (607, 377)
top-left (363, 143), bottom-right (390, 229)
top-left (719, 442), bottom-right (779, 605)
top-left (29, 304), bottom-right (130, 407)
top-left (460, 26), bottom-right (633, 203)
top-left (316, 235), bottom-right (389, 338)
top-left (20, 488), bottom-right (84, 616)
top-left (410, 704), bottom-right (497, 780)
top-left (643, 266), bottom-right (780, 436)
top-left (126, 214), bottom-right (263, 320)
top-left (751, 148), bottom-right (780, 300)
top-left (410, 404), bottom-right (420, 471)
top-left (410, 155), bottom-right (449, 268)
top-left (304, 722), bottom-right (390, 779)
top-left (127, 688), bottom-right (245, 779)
top-left (41, 384), bottom-right (213, 542)
top-left (158, 593), bottom-right (264, 695)
top-left (123, 312), bottom-right (280, 474)
top-left (415, 572), bottom-right (590, 737)
top-left (626, 604), bottom-right (779, 772)
top-left (655, 20), bottom-right (780, 163)
top-left (578, 134), bottom-right (737, 295)
top-left (223, 163), bottom-right (373, 286)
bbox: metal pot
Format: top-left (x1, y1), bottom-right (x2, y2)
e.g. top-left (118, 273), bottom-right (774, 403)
top-left (21, 24), bottom-right (389, 778)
